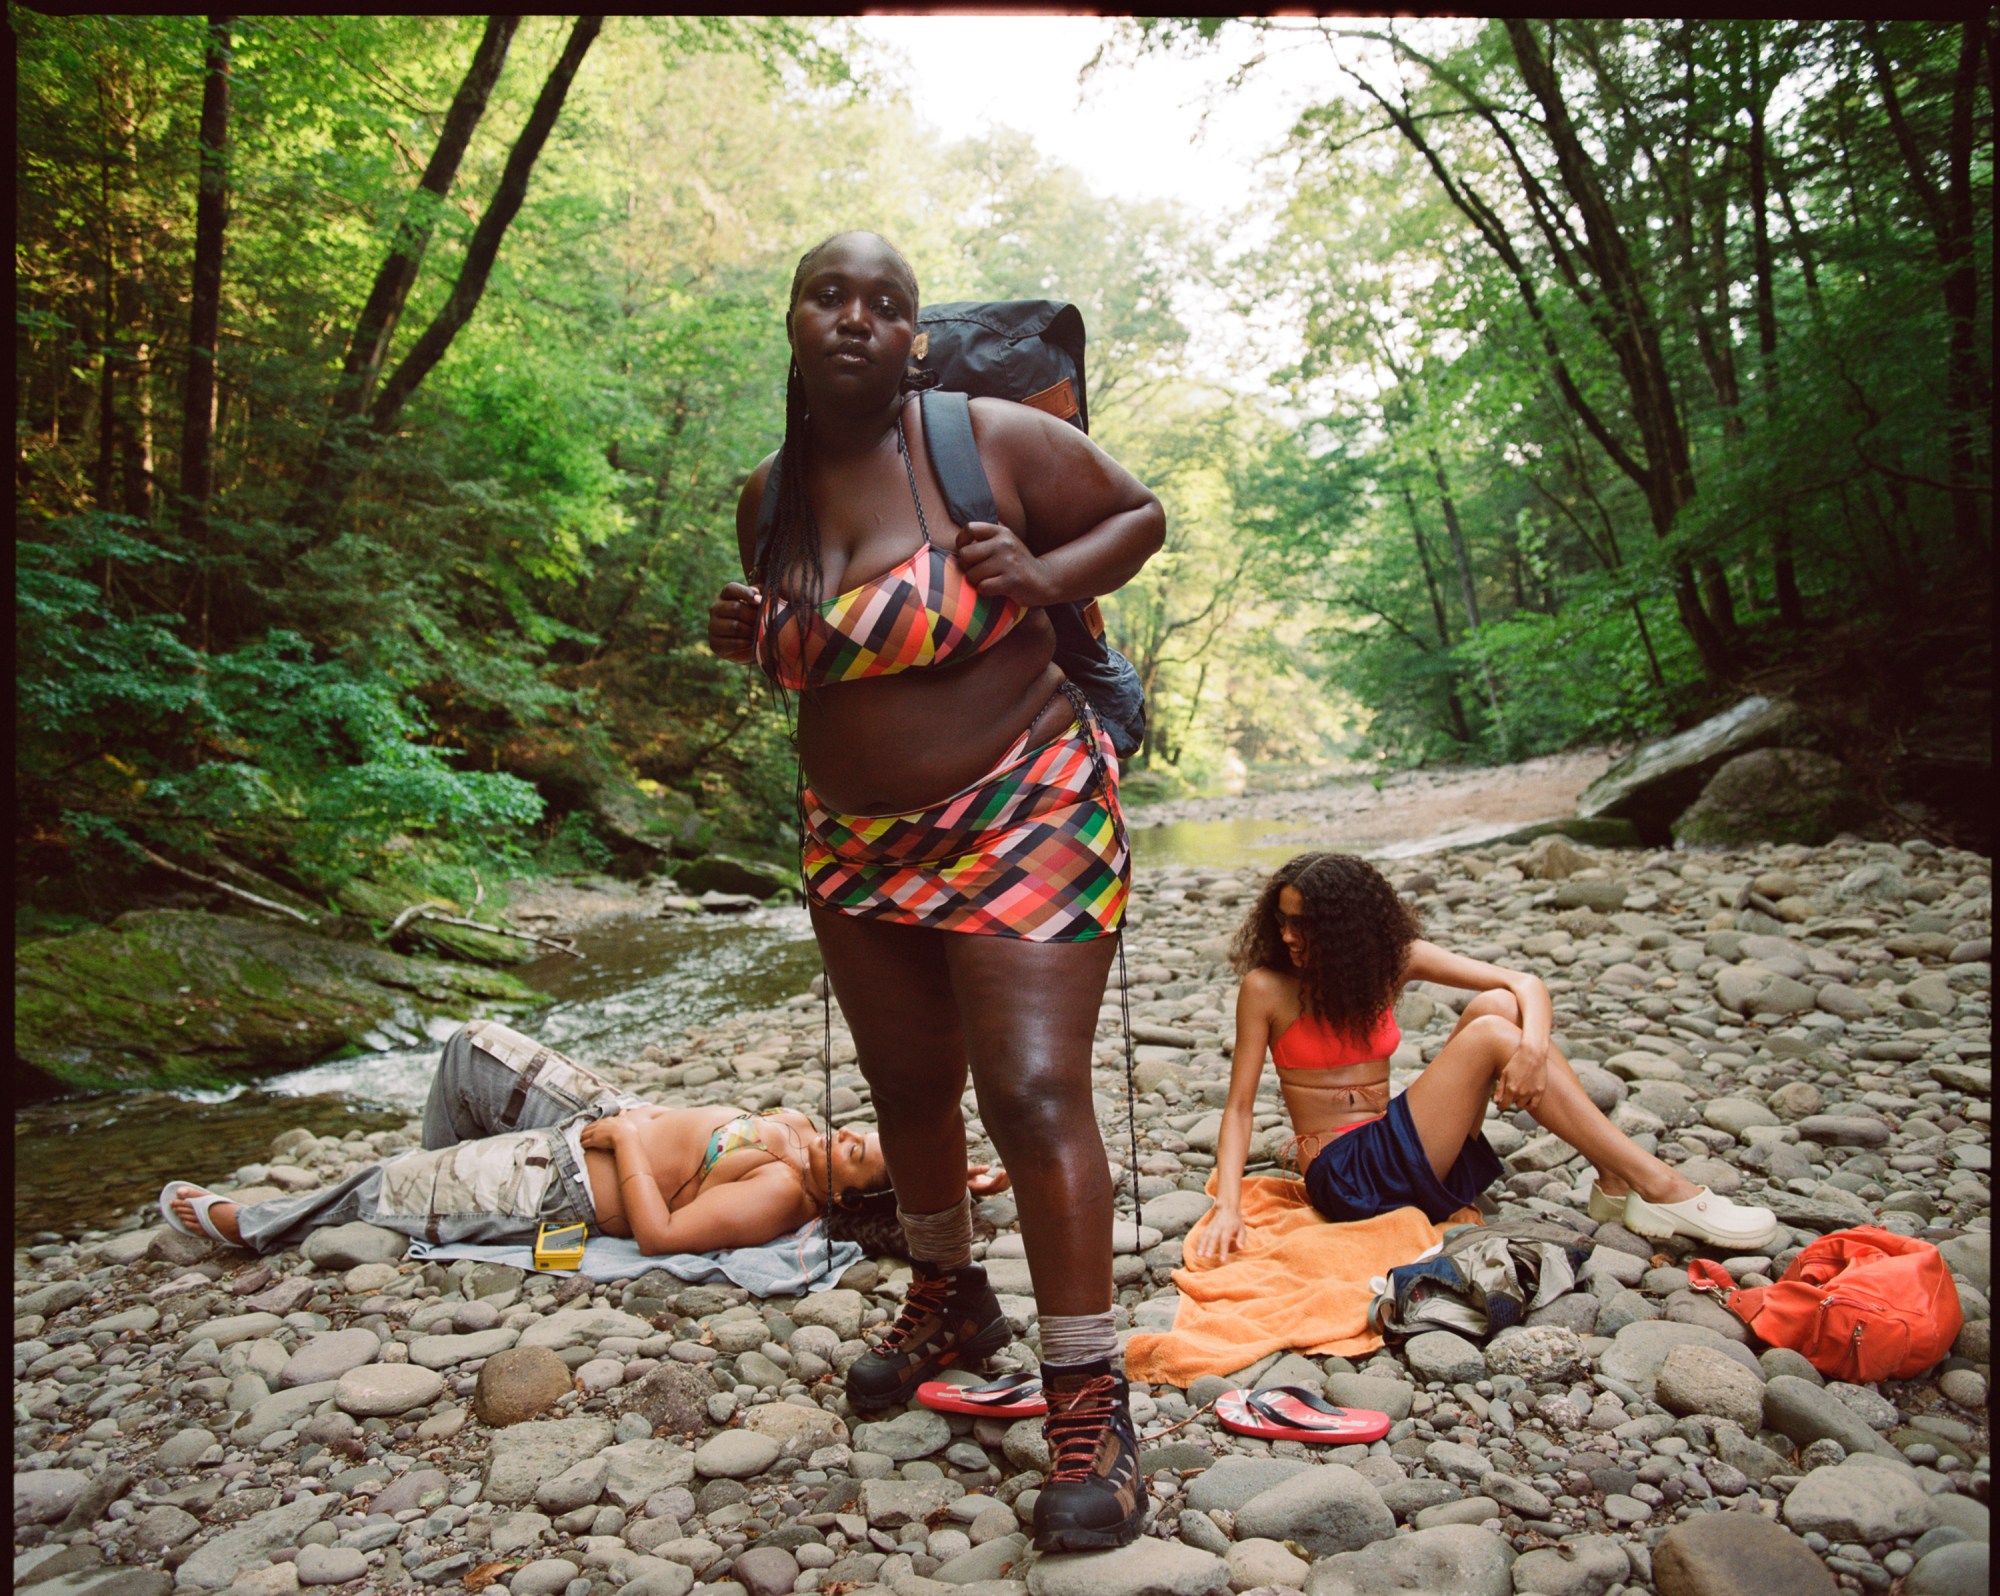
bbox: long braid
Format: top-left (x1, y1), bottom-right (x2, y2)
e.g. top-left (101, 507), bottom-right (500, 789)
top-left (761, 231), bottom-right (920, 1277)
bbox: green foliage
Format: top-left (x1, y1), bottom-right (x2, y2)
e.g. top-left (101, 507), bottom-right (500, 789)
top-left (536, 810), bottom-right (615, 875)
top-left (1204, 14), bottom-right (1991, 763)
top-left (14, 12), bottom-right (1989, 934)
top-left (19, 515), bottom-right (543, 889)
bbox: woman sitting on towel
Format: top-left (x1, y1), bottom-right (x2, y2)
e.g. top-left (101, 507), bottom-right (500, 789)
top-left (161, 1020), bottom-right (1007, 1258)
top-left (1190, 853), bottom-right (1781, 1263)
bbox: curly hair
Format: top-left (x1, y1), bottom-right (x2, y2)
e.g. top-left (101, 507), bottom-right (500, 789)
top-left (1230, 852), bottom-right (1423, 1043)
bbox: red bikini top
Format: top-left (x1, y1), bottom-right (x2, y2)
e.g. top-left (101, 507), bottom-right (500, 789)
top-left (1270, 1009), bottom-right (1400, 1071)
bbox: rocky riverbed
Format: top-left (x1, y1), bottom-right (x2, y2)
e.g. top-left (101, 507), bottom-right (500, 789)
top-left (14, 833), bottom-right (1992, 1596)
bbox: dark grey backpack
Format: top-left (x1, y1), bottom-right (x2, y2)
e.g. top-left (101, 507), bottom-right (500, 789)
top-left (911, 301), bottom-right (1146, 760)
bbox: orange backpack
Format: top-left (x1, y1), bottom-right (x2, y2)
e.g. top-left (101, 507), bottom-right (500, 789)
top-left (1688, 1226), bottom-right (1964, 1383)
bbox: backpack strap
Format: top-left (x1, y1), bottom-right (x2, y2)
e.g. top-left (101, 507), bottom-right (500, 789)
top-left (751, 451), bottom-right (783, 578)
top-left (917, 390), bottom-right (1000, 528)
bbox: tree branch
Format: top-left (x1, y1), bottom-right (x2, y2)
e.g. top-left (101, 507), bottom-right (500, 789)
top-left (137, 844), bottom-right (318, 924)
top-left (382, 904), bottom-right (583, 958)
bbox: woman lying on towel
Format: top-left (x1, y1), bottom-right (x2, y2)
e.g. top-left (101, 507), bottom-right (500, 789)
top-left (164, 1020), bottom-right (999, 1258)
top-left (1190, 853), bottom-right (1781, 1264)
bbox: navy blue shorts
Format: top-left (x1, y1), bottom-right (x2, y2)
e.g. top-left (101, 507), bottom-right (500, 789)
top-left (1303, 1093), bottom-right (1504, 1224)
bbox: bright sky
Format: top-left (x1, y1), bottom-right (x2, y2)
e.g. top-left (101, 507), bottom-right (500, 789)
top-left (849, 15), bottom-right (1430, 395)
top-left (852, 15), bottom-right (1336, 227)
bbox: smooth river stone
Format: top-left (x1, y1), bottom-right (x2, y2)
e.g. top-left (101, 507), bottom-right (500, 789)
top-left (334, 1363), bottom-right (445, 1417)
top-left (408, 1328), bottom-right (520, 1369)
top-left (278, 1329), bottom-right (381, 1388)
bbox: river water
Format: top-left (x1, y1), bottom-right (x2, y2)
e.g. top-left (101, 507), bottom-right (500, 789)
top-left (14, 806), bottom-right (1525, 1240)
top-left (13, 905), bottom-right (823, 1241)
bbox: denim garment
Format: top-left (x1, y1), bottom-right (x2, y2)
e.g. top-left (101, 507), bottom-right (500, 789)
top-left (232, 1021), bottom-right (638, 1256)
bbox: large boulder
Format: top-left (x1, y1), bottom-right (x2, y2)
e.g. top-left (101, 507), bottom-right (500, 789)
top-left (13, 909), bottom-right (537, 1090)
top-left (1575, 696), bottom-right (1822, 843)
top-left (485, 723), bottom-right (711, 868)
top-left (593, 777), bottom-right (712, 863)
top-left (1671, 748), bottom-right (1871, 847)
top-left (674, 853), bottom-right (797, 901)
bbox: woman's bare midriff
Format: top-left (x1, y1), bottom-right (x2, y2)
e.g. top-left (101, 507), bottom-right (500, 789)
top-left (795, 616), bottom-right (1070, 814)
top-left (583, 1106), bottom-right (811, 1239)
top-left (1275, 1064), bottom-right (1390, 1169)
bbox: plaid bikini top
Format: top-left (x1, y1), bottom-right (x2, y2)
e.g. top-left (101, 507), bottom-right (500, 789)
top-left (755, 417), bottom-right (1028, 690)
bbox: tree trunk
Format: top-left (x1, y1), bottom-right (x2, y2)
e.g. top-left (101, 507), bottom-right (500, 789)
top-left (287, 16), bottom-right (520, 540)
top-left (592, 396), bottom-right (688, 659)
top-left (1768, 149), bottom-right (1824, 325)
top-left (1428, 445), bottom-right (1480, 632)
top-left (297, 15), bottom-right (603, 550)
top-left (1426, 445), bottom-right (1506, 752)
top-left (1939, 21), bottom-right (1990, 554)
top-left (1398, 483), bottom-right (1472, 743)
top-left (116, 70), bottom-right (155, 528)
top-left (179, 15), bottom-right (232, 645)
top-left (1744, 30), bottom-right (1804, 624)
top-left (94, 76), bottom-right (118, 514)
top-left (1864, 20), bottom-right (1991, 556)
top-left (1503, 20), bottom-right (1731, 677)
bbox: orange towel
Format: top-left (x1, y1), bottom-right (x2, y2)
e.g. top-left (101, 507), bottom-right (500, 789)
top-left (1123, 1171), bottom-right (1478, 1387)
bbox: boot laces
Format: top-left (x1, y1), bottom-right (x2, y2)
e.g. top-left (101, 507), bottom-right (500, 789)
top-left (1044, 1376), bottom-right (1120, 1481)
top-left (876, 1271), bottom-right (955, 1353)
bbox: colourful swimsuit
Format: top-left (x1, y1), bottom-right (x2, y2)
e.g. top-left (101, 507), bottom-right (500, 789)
top-left (756, 417), bottom-right (1128, 942)
top-left (699, 1114), bottom-right (769, 1182)
top-left (1266, 1004), bottom-right (1502, 1224)
top-left (755, 525), bottom-right (1028, 690)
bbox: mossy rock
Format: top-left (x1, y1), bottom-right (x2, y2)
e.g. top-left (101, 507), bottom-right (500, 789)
top-left (1671, 747), bottom-right (1872, 847)
top-left (332, 875), bottom-right (540, 966)
top-left (1576, 695), bottom-right (1824, 842)
top-left (593, 779), bottom-right (713, 863)
top-left (13, 909), bottom-right (539, 1091)
top-left (674, 852), bottom-right (798, 900)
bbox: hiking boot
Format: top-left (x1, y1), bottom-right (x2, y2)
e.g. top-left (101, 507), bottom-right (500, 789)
top-left (1032, 1359), bottom-right (1148, 1552)
top-left (844, 1261), bottom-right (1009, 1412)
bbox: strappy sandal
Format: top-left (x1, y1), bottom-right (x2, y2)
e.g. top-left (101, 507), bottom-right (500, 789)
top-left (158, 1180), bottom-right (234, 1245)
top-left (916, 1372), bottom-right (1047, 1417)
top-left (1215, 1386), bottom-right (1392, 1444)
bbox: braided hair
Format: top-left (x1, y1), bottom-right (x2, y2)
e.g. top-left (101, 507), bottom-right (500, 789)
top-left (1231, 852), bottom-right (1423, 1043)
top-left (758, 232), bottom-right (926, 1269)
top-left (755, 232), bottom-right (927, 624)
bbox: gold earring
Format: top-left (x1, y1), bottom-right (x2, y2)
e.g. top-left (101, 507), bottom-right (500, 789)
top-left (911, 332), bottom-right (930, 361)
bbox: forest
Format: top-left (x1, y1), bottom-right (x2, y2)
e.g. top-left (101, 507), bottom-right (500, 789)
top-left (15, 14), bottom-right (1993, 938)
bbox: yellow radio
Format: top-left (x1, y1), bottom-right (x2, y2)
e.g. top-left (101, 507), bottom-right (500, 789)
top-left (533, 1221), bottom-right (588, 1272)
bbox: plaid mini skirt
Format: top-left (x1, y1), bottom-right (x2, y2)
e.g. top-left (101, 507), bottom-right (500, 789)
top-left (800, 693), bottom-right (1128, 941)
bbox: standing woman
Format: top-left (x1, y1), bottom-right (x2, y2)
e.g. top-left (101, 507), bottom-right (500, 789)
top-left (707, 231), bottom-right (1163, 1553)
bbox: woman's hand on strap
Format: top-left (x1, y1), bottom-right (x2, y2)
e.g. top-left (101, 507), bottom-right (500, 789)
top-left (707, 581), bottom-right (762, 663)
top-left (956, 522), bottom-right (1055, 607)
top-left (972, 401), bottom-right (1164, 599)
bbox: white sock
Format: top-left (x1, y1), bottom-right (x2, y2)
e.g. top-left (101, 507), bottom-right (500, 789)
top-left (897, 1193), bottom-right (973, 1270)
top-left (1038, 1310), bottom-right (1117, 1369)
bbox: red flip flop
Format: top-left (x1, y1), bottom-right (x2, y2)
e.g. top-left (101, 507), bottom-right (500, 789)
top-left (916, 1372), bottom-right (1047, 1418)
top-left (1216, 1386), bottom-right (1392, 1444)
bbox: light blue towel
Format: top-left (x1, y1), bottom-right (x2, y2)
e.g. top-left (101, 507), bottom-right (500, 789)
top-left (408, 1219), bottom-right (861, 1297)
